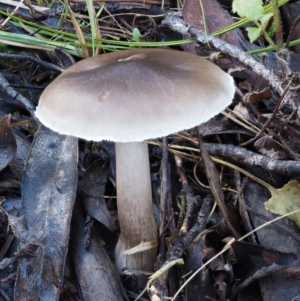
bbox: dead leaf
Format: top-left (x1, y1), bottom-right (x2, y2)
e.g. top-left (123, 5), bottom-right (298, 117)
top-left (254, 135), bottom-right (287, 159)
top-left (15, 125), bottom-right (78, 301)
top-left (264, 180), bottom-right (300, 227)
top-left (0, 115), bottom-right (16, 172)
top-left (79, 159), bottom-right (115, 231)
top-left (9, 133), bottom-right (31, 180)
top-left (70, 200), bottom-right (128, 301)
top-left (244, 88), bottom-right (272, 104)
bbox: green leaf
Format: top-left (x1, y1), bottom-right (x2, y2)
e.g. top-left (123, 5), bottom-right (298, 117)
top-left (246, 26), bottom-right (262, 42)
top-left (265, 180), bottom-right (300, 227)
top-left (132, 28), bottom-right (140, 41)
top-left (260, 12), bottom-right (273, 30)
top-left (232, 0), bottom-right (264, 21)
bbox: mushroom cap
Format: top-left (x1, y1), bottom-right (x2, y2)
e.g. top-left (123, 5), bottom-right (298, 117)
top-left (35, 48), bottom-right (235, 142)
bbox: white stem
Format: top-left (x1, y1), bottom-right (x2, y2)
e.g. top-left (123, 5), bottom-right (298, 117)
top-left (114, 141), bottom-right (158, 273)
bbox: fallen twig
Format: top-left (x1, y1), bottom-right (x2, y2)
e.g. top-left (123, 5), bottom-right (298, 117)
top-left (162, 15), bottom-right (300, 115)
top-left (150, 141), bottom-right (300, 177)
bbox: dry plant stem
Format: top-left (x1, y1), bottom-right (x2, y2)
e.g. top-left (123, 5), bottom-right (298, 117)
top-left (146, 259), bottom-right (184, 301)
top-left (86, 0), bottom-right (102, 56)
top-left (0, 73), bottom-right (36, 119)
top-left (162, 15), bottom-right (284, 96)
top-left (159, 136), bottom-right (170, 265)
top-left (24, 0), bottom-right (46, 16)
top-left (179, 185), bottom-right (200, 237)
top-left (238, 178), bottom-right (257, 244)
top-left (0, 0), bottom-right (24, 28)
top-left (20, 71), bottom-right (35, 101)
top-left (173, 154), bottom-right (202, 239)
top-left (54, 48), bottom-right (76, 66)
top-left (233, 169), bottom-right (241, 196)
top-left (254, 20), bottom-right (276, 49)
top-left (174, 154), bottom-right (188, 185)
top-left (198, 130), bottom-right (240, 238)
top-left (0, 0), bottom-right (48, 11)
top-left (166, 195), bottom-right (212, 261)
top-left (174, 155), bottom-right (194, 229)
top-left (256, 76), bottom-right (293, 132)
top-left (115, 141), bottom-right (157, 274)
top-left (64, 0), bottom-right (89, 58)
top-left (286, 15), bottom-right (300, 49)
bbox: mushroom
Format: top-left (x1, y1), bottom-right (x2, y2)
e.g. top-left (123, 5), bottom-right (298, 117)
top-left (35, 48), bottom-right (235, 277)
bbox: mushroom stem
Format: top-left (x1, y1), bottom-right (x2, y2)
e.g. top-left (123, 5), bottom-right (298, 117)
top-left (114, 141), bottom-right (158, 274)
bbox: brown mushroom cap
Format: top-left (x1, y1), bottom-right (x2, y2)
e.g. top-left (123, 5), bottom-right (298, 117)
top-left (35, 48), bottom-right (234, 142)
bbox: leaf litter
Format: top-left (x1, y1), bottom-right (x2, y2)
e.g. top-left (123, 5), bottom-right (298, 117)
top-left (1, 0), bottom-right (300, 301)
